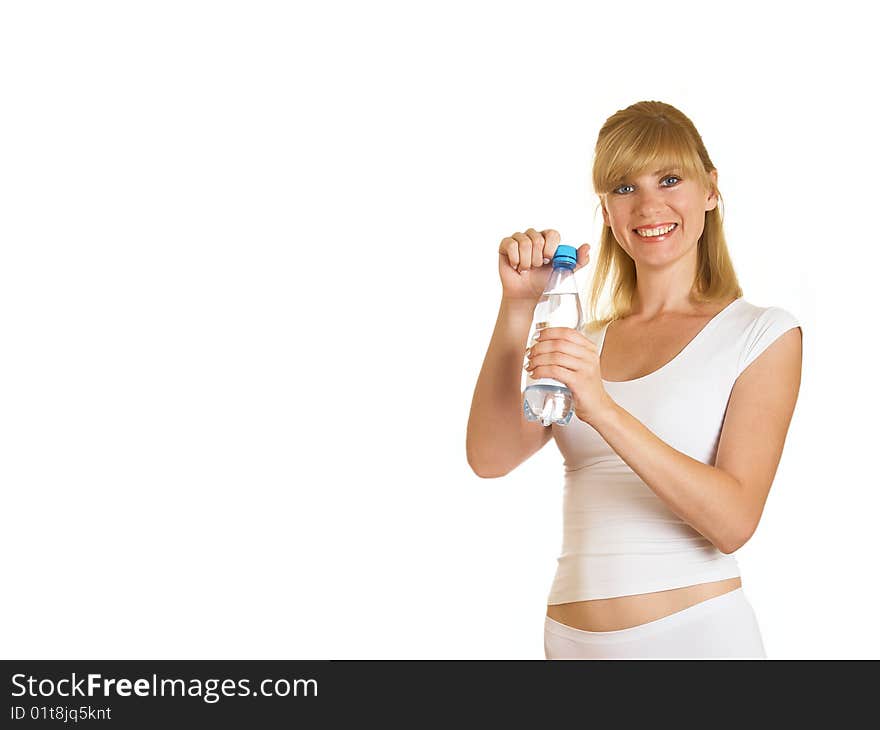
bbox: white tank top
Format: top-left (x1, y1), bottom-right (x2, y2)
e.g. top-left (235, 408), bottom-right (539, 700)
top-left (547, 296), bottom-right (801, 604)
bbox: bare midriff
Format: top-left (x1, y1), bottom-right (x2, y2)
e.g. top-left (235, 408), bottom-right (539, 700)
top-left (546, 577), bottom-right (743, 632)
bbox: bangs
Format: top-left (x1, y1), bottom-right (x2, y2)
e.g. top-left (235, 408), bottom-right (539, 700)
top-left (594, 119), bottom-right (707, 194)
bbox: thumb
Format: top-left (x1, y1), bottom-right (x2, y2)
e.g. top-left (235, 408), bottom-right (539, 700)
top-left (573, 243), bottom-right (591, 272)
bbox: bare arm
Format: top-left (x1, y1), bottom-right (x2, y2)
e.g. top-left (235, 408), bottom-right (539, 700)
top-left (586, 326), bottom-right (803, 553)
top-left (466, 298), bottom-right (553, 478)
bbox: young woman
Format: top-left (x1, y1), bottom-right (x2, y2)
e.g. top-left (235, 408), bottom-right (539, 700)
top-left (466, 101), bottom-right (803, 659)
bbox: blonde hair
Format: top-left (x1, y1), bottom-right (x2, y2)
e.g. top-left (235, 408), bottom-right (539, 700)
top-left (583, 100), bottom-right (742, 333)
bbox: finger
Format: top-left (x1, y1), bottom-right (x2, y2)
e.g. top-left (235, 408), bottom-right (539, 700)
top-left (539, 325), bottom-right (584, 339)
top-left (526, 352), bottom-right (583, 372)
top-left (564, 325), bottom-right (597, 349)
top-left (580, 334), bottom-right (597, 351)
top-left (510, 231), bottom-right (532, 272)
top-left (536, 328), bottom-right (595, 354)
top-left (540, 229), bottom-right (560, 264)
top-left (524, 228), bottom-right (545, 269)
top-left (535, 326), bottom-right (565, 340)
top-left (528, 338), bottom-right (585, 360)
top-left (528, 364), bottom-right (576, 385)
top-left (499, 236), bottom-right (520, 270)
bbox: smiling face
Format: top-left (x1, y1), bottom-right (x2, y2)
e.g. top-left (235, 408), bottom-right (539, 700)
top-left (600, 167), bottom-right (718, 265)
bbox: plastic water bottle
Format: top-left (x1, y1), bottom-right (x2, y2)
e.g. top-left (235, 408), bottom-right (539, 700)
top-left (522, 244), bottom-right (584, 426)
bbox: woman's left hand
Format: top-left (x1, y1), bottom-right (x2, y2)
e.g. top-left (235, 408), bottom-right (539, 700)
top-left (524, 326), bottom-right (614, 426)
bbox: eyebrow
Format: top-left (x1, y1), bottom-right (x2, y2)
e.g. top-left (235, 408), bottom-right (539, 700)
top-left (616, 168), bottom-right (681, 184)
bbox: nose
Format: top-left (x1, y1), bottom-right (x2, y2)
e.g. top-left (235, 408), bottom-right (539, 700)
top-left (634, 188), bottom-right (669, 218)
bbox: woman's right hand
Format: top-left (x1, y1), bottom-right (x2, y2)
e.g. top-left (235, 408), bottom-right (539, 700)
top-left (498, 228), bottom-right (591, 304)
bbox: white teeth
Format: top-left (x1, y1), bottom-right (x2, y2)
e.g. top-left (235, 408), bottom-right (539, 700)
top-left (636, 223), bottom-right (676, 237)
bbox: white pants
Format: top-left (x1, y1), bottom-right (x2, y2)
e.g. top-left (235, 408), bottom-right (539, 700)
top-left (544, 587), bottom-right (767, 659)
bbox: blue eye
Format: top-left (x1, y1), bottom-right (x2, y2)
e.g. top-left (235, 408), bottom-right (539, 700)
top-left (613, 175), bottom-right (681, 195)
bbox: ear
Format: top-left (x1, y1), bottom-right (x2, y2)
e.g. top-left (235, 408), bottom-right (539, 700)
top-left (600, 197), bottom-right (610, 226)
top-left (706, 169), bottom-right (719, 212)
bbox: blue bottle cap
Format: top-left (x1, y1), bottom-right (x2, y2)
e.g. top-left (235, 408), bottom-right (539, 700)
top-left (552, 244), bottom-right (577, 269)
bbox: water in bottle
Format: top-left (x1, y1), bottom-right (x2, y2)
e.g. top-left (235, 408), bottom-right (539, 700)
top-left (522, 244), bottom-right (584, 426)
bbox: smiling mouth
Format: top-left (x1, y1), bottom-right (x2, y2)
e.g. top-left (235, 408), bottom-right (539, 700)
top-left (633, 223), bottom-right (678, 240)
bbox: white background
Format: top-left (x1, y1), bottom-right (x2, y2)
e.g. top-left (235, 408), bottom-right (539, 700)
top-left (1, 1), bottom-right (876, 659)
